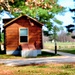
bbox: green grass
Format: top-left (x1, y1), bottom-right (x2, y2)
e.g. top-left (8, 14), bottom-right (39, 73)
top-left (38, 51), bottom-right (59, 57)
top-left (44, 42), bottom-right (75, 54)
top-left (0, 51), bottom-right (59, 59)
top-left (0, 63), bottom-right (75, 75)
top-left (58, 48), bottom-right (75, 54)
top-left (0, 54), bottom-right (23, 59)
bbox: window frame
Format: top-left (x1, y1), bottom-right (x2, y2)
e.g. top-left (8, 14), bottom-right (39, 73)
top-left (19, 28), bottom-right (29, 44)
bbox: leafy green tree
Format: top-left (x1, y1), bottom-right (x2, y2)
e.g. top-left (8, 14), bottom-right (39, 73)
top-left (9, 0), bottom-right (65, 31)
top-left (51, 25), bottom-right (60, 54)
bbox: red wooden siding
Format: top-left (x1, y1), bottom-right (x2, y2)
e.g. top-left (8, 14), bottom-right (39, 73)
top-left (4, 16), bottom-right (43, 50)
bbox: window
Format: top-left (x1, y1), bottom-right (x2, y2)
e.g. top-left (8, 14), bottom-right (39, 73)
top-left (19, 28), bottom-right (28, 43)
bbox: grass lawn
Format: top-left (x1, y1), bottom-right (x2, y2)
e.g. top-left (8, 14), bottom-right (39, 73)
top-left (0, 51), bottom-right (59, 59)
top-left (0, 54), bottom-right (24, 59)
top-left (58, 48), bottom-right (75, 54)
top-left (44, 42), bottom-right (75, 54)
top-left (0, 42), bottom-right (75, 75)
top-left (38, 51), bottom-right (59, 57)
top-left (0, 63), bottom-right (75, 75)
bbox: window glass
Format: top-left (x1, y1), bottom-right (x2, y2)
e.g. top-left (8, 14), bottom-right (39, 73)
top-left (20, 28), bottom-right (28, 43)
top-left (20, 29), bottom-right (28, 36)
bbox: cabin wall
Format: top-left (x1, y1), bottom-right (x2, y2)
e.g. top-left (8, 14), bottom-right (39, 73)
top-left (4, 17), bottom-right (43, 56)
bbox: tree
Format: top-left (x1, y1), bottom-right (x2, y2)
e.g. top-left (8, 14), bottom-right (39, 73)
top-left (8, 0), bottom-right (65, 31)
top-left (0, 0), bottom-right (14, 11)
top-left (65, 0), bottom-right (75, 40)
top-left (66, 24), bottom-right (75, 33)
top-left (0, 0), bottom-right (65, 30)
top-left (51, 25), bottom-right (60, 54)
top-left (66, 0), bottom-right (75, 33)
top-left (1, 0), bottom-right (64, 29)
top-left (58, 30), bottom-right (75, 42)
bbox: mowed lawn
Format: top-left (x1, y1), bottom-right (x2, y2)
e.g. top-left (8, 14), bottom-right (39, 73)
top-left (0, 63), bottom-right (75, 75)
top-left (44, 42), bottom-right (75, 54)
top-left (0, 42), bottom-right (75, 75)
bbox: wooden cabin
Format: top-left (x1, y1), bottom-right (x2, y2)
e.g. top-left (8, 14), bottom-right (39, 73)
top-left (3, 15), bottom-right (43, 57)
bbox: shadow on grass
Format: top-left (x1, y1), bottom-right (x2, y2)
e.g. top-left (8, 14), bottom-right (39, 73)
top-left (37, 51), bottom-right (60, 57)
top-left (58, 49), bottom-right (75, 54)
top-left (0, 51), bottom-right (60, 59)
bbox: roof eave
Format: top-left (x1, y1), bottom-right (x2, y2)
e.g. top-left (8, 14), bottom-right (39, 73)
top-left (3, 14), bottom-right (43, 28)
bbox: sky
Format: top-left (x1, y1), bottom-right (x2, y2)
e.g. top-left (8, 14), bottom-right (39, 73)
top-left (43, 0), bottom-right (75, 31)
top-left (57, 0), bottom-right (75, 26)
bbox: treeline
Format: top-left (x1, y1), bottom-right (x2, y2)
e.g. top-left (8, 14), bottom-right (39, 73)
top-left (43, 30), bottom-right (75, 42)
